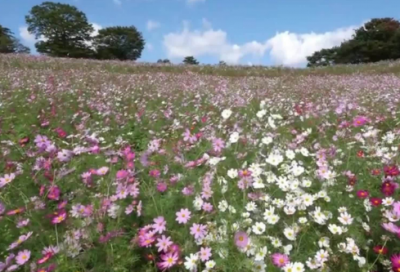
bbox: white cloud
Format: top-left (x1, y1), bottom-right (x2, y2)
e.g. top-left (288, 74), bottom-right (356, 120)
top-left (266, 27), bottom-right (356, 66)
top-left (90, 23), bottom-right (102, 37)
top-left (113, 0), bottom-right (122, 6)
top-left (163, 21), bottom-right (357, 66)
top-left (19, 27), bottom-right (36, 44)
top-left (85, 23), bottom-right (103, 47)
top-left (147, 20), bottom-right (160, 31)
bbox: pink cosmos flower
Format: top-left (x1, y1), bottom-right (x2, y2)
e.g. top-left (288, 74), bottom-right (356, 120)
top-left (156, 235), bottom-right (173, 252)
top-left (393, 202), bottom-right (400, 217)
top-left (156, 182), bottom-right (168, 192)
top-left (16, 219), bottom-right (30, 228)
top-left (202, 202), bottom-right (213, 213)
top-left (149, 169), bottom-right (161, 178)
top-left (182, 186), bottom-right (194, 196)
top-left (0, 173), bottom-right (15, 188)
top-left (199, 247), bottom-right (212, 262)
top-left (157, 252), bottom-right (179, 270)
top-left (212, 138), bottom-right (225, 153)
top-left (51, 210), bottom-right (67, 224)
top-left (47, 186), bottom-right (60, 201)
top-left (190, 223), bottom-right (207, 240)
top-left (152, 216), bottom-right (166, 234)
top-left (176, 208), bottom-right (191, 224)
top-left (96, 167), bottom-right (109, 176)
top-left (57, 149), bottom-right (73, 162)
top-left (353, 116), bottom-right (368, 127)
top-left (16, 250), bottom-right (30, 265)
top-left (272, 253), bottom-right (289, 268)
top-left (234, 231), bottom-right (249, 249)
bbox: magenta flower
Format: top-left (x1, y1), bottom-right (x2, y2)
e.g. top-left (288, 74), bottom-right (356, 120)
top-left (391, 254), bottom-right (400, 268)
top-left (356, 190), bottom-right (369, 199)
top-left (190, 223), bottom-right (207, 240)
top-left (176, 208), bottom-right (191, 224)
top-left (16, 250), bottom-right (30, 265)
top-left (353, 116), bottom-right (368, 127)
top-left (152, 216), bottom-right (166, 234)
top-left (156, 235), bottom-right (173, 252)
top-left (149, 169), bottom-right (160, 178)
top-left (47, 186), bottom-right (60, 201)
top-left (116, 170), bottom-right (129, 180)
top-left (234, 231), bottom-right (249, 249)
top-left (271, 253), bottom-right (290, 268)
top-left (199, 247), bottom-right (212, 262)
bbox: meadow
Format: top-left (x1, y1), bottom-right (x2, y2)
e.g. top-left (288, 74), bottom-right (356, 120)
top-left (0, 54), bottom-right (400, 272)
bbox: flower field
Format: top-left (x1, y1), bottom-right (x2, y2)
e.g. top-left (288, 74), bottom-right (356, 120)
top-left (1, 54), bottom-right (400, 272)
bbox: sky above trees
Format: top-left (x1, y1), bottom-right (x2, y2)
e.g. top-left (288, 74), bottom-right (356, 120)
top-left (2, 0), bottom-right (400, 66)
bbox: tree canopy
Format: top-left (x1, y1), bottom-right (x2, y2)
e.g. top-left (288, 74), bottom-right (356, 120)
top-left (307, 18), bottom-right (400, 67)
top-left (94, 26), bottom-right (145, 61)
top-left (183, 56), bottom-right (199, 65)
top-left (25, 1), bottom-right (94, 58)
top-left (0, 25), bottom-right (30, 54)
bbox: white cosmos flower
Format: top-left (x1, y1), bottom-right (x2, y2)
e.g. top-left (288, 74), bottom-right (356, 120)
top-left (292, 262), bottom-right (305, 272)
top-left (221, 109), bottom-right (232, 120)
top-left (338, 212), bottom-right (354, 225)
top-left (253, 178), bottom-right (265, 189)
top-left (246, 202), bottom-right (257, 212)
top-left (266, 153), bottom-right (284, 166)
top-left (328, 224), bottom-right (343, 235)
top-left (205, 260), bottom-right (216, 269)
top-left (261, 136), bottom-right (273, 145)
top-left (252, 261), bottom-right (266, 272)
top-left (256, 110), bottom-right (267, 119)
top-left (229, 132), bottom-right (240, 143)
top-left (252, 222), bottom-right (266, 235)
top-left (285, 149), bottom-right (296, 160)
top-left (254, 246), bottom-right (268, 261)
top-left (300, 147), bottom-right (309, 157)
top-left (292, 165), bottom-right (304, 176)
top-left (283, 227), bottom-right (296, 241)
top-left (184, 254), bottom-right (199, 270)
top-left (227, 169), bottom-right (238, 179)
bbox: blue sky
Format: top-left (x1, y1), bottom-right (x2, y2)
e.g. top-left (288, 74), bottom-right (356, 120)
top-left (1, 0), bottom-right (400, 66)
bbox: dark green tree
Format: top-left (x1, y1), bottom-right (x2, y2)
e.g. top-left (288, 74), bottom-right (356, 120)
top-left (25, 2), bottom-right (94, 58)
top-left (0, 25), bottom-right (30, 54)
top-left (94, 26), bottom-right (145, 60)
top-left (307, 17), bottom-right (400, 66)
top-left (219, 60), bottom-right (227, 66)
top-left (183, 56), bottom-right (199, 65)
top-left (157, 59), bottom-right (170, 64)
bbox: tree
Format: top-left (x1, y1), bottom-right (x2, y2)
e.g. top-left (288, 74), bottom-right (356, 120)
top-left (94, 26), bottom-right (145, 61)
top-left (307, 17), bottom-right (400, 67)
top-left (219, 60), bottom-right (227, 66)
top-left (183, 56), bottom-right (199, 65)
top-left (157, 59), bottom-right (170, 64)
top-left (307, 48), bottom-right (338, 67)
top-left (25, 2), bottom-right (94, 58)
top-left (0, 24), bottom-right (30, 54)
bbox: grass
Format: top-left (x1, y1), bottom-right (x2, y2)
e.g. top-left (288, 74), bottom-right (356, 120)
top-left (0, 54), bottom-right (399, 272)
